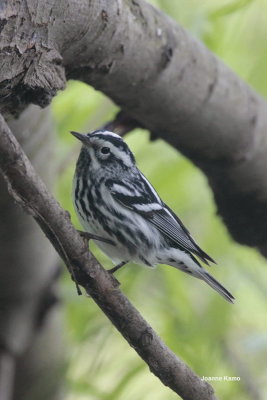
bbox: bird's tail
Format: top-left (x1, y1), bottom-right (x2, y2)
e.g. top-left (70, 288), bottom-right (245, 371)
top-left (198, 269), bottom-right (235, 303)
top-left (169, 253), bottom-right (234, 303)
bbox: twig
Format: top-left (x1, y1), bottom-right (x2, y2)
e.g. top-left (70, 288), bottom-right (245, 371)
top-left (103, 111), bottom-right (142, 136)
top-left (0, 113), bottom-right (217, 400)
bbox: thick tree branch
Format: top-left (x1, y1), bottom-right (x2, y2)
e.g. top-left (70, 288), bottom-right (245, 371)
top-left (1, 0), bottom-right (267, 255)
top-left (0, 116), bottom-right (217, 400)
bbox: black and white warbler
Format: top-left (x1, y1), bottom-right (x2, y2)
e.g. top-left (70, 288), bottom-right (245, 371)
top-left (71, 130), bottom-right (234, 303)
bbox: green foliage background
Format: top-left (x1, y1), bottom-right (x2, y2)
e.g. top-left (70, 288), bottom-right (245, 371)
top-left (51, 1), bottom-right (267, 399)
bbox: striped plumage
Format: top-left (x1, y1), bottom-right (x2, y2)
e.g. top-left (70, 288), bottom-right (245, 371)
top-left (71, 130), bottom-right (234, 303)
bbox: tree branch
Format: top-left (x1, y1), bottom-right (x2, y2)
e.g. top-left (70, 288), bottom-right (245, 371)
top-left (1, 0), bottom-right (267, 255)
top-left (0, 116), bottom-right (217, 400)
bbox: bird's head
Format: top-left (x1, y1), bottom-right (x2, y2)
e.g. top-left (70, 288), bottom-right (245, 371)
top-left (70, 130), bottom-right (136, 170)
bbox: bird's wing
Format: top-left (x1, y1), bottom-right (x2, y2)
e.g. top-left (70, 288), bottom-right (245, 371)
top-left (150, 204), bottom-right (215, 264)
top-left (108, 178), bottom-right (215, 265)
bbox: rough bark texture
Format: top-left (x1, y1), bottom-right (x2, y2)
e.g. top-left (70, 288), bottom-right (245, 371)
top-left (0, 106), bottom-right (63, 400)
top-left (1, 0), bottom-right (267, 255)
top-left (0, 114), bottom-right (217, 400)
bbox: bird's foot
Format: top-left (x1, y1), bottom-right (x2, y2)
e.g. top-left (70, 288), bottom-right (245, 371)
top-left (78, 230), bottom-right (115, 246)
top-left (108, 261), bottom-right (128, 274)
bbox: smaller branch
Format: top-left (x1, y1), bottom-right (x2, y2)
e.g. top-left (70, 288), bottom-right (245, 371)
top-left (0, 113), bottom-right (217, 400)
top-left (103, 111), bottom-right (143, 136)
top-left (0, 350), bottom-right (15, 400)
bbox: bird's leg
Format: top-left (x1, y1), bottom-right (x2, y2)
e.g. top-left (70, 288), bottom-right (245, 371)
top-left (108, 261), bottom-right (128, 274)
top-left (78, 230), bottom-right (115, 246)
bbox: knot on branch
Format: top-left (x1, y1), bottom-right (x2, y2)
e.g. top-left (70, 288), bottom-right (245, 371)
top-left (0, 47), bottom-right (65, 116)
top-left (139, 328), bottom-right (154, 347)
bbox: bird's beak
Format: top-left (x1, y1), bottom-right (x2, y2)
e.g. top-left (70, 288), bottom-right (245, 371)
top-left (70, 131), bottom-right (91, 145)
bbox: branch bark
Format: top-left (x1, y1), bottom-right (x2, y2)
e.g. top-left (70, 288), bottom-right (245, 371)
top-left (0, 115), bottom-right (217, 400)
top-left (1, 0), bottom-right (267, 255)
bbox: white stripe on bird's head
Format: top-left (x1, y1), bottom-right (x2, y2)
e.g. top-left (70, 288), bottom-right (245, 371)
top-left (88, 130), bottom-right (136, 167)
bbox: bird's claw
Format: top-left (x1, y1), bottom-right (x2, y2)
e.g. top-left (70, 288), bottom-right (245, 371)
top-left (78, 230), bottom-right (115, 245)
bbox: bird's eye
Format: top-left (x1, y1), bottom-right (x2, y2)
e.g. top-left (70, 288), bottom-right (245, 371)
top-left (101, 147), bottom-right (110, 155)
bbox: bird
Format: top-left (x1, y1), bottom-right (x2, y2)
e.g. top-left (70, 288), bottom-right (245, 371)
top-left (71, 129), bottom-right (234, 303)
